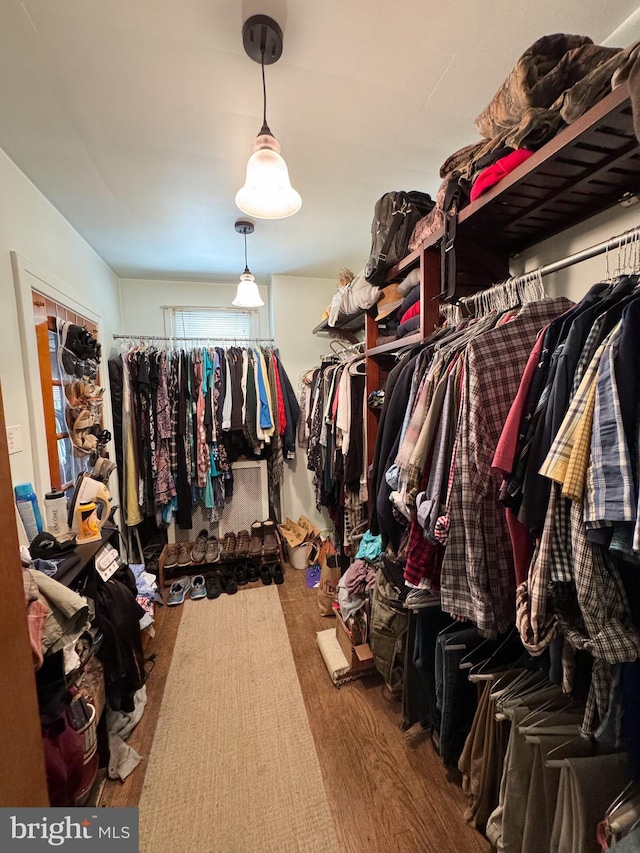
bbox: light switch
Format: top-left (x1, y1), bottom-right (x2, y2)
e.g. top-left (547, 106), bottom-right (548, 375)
top-left (7, 424), bottom-right (22, 454)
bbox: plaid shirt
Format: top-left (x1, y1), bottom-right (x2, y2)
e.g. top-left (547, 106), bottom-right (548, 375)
top-left (584, 324), bottom-right (636, 527)
top-left (516, 481), bottom-right (560, 654)
top-left (404, 517), bottom-right (444, 588)
top-left (539, 329), bottom-right (615, 485)
top-left (440, 298), bottom-right (572, 637)
top-left (402, 317), bottom-right (499, 497)
top-left (561, 380), bottom-right (597, 502)
top-left (570, 311), bottom-right (606, 397)
top-left (396, 357), bottom-right (442, 471)
top-left (558, 500), bottom-right (640, 734)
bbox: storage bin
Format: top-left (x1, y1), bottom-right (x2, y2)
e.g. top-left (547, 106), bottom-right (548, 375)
top-left (74, 703), bottom-right (98, 805)
top-left (285, 539), bottom-right (318, 570)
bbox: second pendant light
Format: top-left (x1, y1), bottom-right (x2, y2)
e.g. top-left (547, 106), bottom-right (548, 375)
top-left (232, 220), bottom-right (264, 309)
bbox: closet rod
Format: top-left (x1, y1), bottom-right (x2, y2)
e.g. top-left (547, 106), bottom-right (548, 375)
top-left (443, 225), bottom-right (640, 307)
top-left (514, 224), bottom-right (640, 283)
top-left (113, 334), bottom-right (275, 343)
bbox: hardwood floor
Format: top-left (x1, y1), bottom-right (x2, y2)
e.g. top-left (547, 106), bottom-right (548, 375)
top-left (101, 565), bottom-right (490, 853)
top-left (279, 566), bottom-right (490, 853)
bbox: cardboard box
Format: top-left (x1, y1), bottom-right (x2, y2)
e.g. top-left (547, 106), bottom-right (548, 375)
top-left (335, 610), bottom-right (374, 673)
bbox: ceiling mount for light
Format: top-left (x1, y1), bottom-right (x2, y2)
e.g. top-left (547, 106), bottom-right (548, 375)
top-left (241, 14), bottom-right (283, 66)
top-left (235, 14), bottom-right (302, 220)
top-left (232, 219), bottom-right (264, 309)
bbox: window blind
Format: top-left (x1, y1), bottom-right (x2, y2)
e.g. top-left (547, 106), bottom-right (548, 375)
top-left (171, 308), bottom-right (254, 340)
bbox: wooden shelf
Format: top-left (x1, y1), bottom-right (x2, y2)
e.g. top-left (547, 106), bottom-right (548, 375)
top-left (385, 247), bottom-right (421, 282)
top-left (366, 332), bottom-right (422, 357)
top-left (312, 313), bottom-right (364, 344)
top-left (457, 82), bottom-right (640, 254)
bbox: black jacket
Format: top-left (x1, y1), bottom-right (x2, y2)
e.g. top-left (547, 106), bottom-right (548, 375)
top-left (277, 358), bottom-right (300, 458)
top-left (90, 566), bottom-right (145, 713)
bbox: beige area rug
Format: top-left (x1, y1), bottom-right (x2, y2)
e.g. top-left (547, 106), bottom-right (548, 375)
top-left (138, 586), bottom-right (341, 853)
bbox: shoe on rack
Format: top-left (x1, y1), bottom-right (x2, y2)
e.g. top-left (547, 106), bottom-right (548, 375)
top-left (177, 543), bottom-right (192, 567)
top-left (190, 575), bottom-right (207, 600)
top-left (247, 560), bottom-right (260, 583)
top-left (164, 544), bottom-right (179, 569)
top-left (168, 576), bottom-right (191, 606)
top-left (235, 562), bottom-right (249, 586)
top-left (259, 563), bottom-right (273, 586)
top-left (204, 572), bottom-right (222, 600)
top-left (191, 529), bottom-right (209, 564)
top-left (262, 519), bottom-right (278, 555)
top-left (220, 570), bottom-right (238, 595)
top-left (270, 562), bottom-right (284, 585)
top-left (221, 532), bottom-right (237, 561)
top-left (248, 522), bottom-right (263, 558)
top-left (235, 529), bottom-right (250, 559)
top-left (205, 535), bottom-right (220, 563)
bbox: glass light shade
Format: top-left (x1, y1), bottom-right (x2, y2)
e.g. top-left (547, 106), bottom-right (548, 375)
top-left (235, 132), bottom-right (302, 219)
top-left (232, 271), bottom-right (264, 308)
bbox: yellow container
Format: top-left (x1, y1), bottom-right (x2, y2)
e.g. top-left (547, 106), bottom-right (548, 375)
top-left (77, 500), bottom-right (100, 543)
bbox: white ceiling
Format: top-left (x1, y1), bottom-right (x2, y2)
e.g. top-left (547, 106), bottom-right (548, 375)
top-left (0, 0), bottom-right (636, 283)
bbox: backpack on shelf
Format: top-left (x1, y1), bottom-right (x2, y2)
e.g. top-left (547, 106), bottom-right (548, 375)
top-left (365, 191), bottom-right (434, 286)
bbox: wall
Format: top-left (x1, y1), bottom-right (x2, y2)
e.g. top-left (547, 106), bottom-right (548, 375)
top-left (271, 274), bottom-right (337, 530)
top-left (0, 148), bottom-right (120, 493)
top-left (117, 278), bottom-right (270, 339)
top-left (512, 203), bottom-right (640, 302)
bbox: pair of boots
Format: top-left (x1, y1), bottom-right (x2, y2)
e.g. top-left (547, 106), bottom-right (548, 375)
top-left (248, 520), bottom-right (278, 559)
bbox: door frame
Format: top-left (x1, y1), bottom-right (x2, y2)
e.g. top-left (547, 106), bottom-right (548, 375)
top-left (11, 252), bottom-right (109, 501)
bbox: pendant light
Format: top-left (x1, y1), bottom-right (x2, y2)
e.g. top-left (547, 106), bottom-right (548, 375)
top-left (232, 220), bottom-right (264, 308)
top-left (235, 15), bottom-right (302, 220)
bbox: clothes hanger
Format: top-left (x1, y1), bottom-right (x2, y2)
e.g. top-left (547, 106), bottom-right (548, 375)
top-left (491, 667), bottom-right (549, 710)
top-left (543, 731), bottom-right (612, 768)
top-left (493, 674), bottom-right (554, 721)
top-left (467, 625), bottom-right (525, 682)
top-left (503, 686), bottom-right (568, 723)
top-left (607, 781), bottom-right (640, 820)
top-left (499, 685), bottom-right (564, 722)
top-left (495, 665), bottom-right (549, 699)
top-left (599, 782), bottom-right (640, 842)
top-left (518, 702), bottom-right (585, 735)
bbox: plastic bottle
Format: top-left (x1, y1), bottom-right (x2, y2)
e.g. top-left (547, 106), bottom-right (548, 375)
top-left (15, 482), bottom-right (44, 542)
top-left (44, 489), bottom-right (71, 538)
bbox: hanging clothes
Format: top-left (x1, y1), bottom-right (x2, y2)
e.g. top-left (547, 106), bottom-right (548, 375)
top-left (299, 351), bottom-right (366, 551)
top-left (108, 343), bottom-right (298, 529)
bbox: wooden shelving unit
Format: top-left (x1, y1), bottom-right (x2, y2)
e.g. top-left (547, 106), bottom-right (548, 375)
top-left (361, 81), bottom-right (640, 466)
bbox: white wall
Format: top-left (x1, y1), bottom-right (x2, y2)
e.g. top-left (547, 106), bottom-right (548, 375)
top-left (0, 149), bottom-right (120, 494)
top-left (271, 274), bottom-right (337, 530)
top-left (117, 278), bottom-right (270, 340)
top-left (512, 203), bottom-right (640, 303)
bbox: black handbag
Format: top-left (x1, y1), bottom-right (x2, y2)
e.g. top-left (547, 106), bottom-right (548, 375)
top-left (365, 191), bottom-right (434, 285)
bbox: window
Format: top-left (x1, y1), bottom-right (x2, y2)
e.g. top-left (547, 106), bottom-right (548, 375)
top-left (32, 291), bottom-right (98, 489)
top-left (171, 307), bottom-right (255, 340)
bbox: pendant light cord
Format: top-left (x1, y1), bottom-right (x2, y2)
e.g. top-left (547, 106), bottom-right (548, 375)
top-left (244, 231), bottom-right (249, 271)
top-left (261, 47), bottom-right (268, 132)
